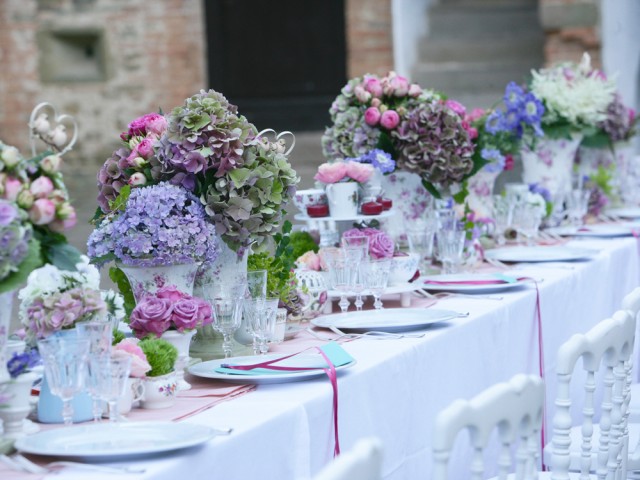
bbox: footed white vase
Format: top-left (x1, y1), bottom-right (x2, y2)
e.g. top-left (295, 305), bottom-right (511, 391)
top-left (0, 372), bottom-right (39, 439)
top-left (466, 168), bottom-right (501, 219)
top-left (521, 134), bottom-right (583, 199)
top-left (160, 330), bottom-right (196, 391)
top-left (0, 290), bottom-right (14, 384)
top-left (118, 262), bottom-right (200, 301)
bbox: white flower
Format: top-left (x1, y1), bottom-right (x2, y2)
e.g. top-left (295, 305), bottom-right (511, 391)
top-left (102, 289), bottom-right (126, 322)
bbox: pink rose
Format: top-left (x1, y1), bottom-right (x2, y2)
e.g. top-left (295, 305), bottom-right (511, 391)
top-left (194, 297), bottom-right (213, 326)
top-left (113, 339), bottom-right (151, 378)
top-left (4, 177), bottom-right (23, 201)
top-left (364, 107), bottom-right (382, 126)
top-left (171, 298), bottom-right (202, 332)
top-left (380, 110), bottom-right (400, 130)
top-left (408, 83), bottom-right (422, 97)
top-left (296, 251), bottom-right (321, 271)
top-left (369, 231), bottom-right (394, 259)
top-left (144, 114), bottom-right (168, 136)
top-left (354, 85), bottom-right (372, 103)
top-left (467, 108), bottom-right (485, 122)
top-left (136, 138), bottom-right (155, 159)
top-left (30, 176), bottom-right (55, 198)
top-left (156, 285), bottom-right (189, 303)
top-left (128, 172), bottom-right (147, 186)
top-left (29, 198), bottom-right (56, 225)
top-left (49, 208), bottom-right (77, 232)
top-left (129, 297), bottom-right (173, 338)
top-left (363, 77), bottom-right (383, 97)
top-left (314, 162), bottom-right (348, 184)
top-left (388, 74), bottom-right (409, 96)
top-left (346, 162), bottom-right (374, 183)
top-left (445, 99), bottom-right (466, 117)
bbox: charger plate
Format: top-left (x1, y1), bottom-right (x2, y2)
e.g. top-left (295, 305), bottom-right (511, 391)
top-left (311, 308), bottom-right (459, 333)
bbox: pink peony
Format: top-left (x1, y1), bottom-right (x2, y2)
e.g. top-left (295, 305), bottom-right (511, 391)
top-left (30, 176), bottom-right (55, 198)
top-left (314, 162), bottom-right (348, 184)
top-left (156, 285), bottom-right (189, 303)
top-left (136, 138), bottom-right (155, 159)
top-left (41, 154), bottom-right (62, 174)
top-left (380, 110), bottom-right (400, 130)
top-left (364, 107), bottom-right (382, 126)
top-left (388, 74), bottom-right (410, 96)
top-left (129, 297), bottom-right (173, 338)
top-left (363, 77), bottom-right (383, 97)
top-left (29, 198), bottom-right (56, 225)
top-left (144, 114), bottom-right (168, 136)
top-left (408, 83), bottom-right (422, 97)
top-left (354, 85), bottom-right (371, 103)
top-left (4, 177), bottom-right (23, 201)
top-left (445, 99), bottom-right (466, 117)
top-left (467, 108), bottom-right (485, 122)
top-left (296, 251), bottom-right (321, 271)
top-left (49, 207), bottom-right (77, 233)
top-left (113, 338), bottom-right (151, 378)
top-left (346, 162), bottom-right (374, 183)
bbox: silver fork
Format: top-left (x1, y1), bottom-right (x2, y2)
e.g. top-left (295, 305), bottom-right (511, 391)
top-left (415, 289), bottom-right (504, 301)
top-left (305, 327), bottom-right (424, 341)
top-left (10, 453), bottom-right (146, 475)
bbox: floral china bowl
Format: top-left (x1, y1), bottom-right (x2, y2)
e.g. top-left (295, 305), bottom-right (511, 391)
top-left (293, 189), bottom-right (327, 214)
top-left (388, 253), bottom-right (420, 285)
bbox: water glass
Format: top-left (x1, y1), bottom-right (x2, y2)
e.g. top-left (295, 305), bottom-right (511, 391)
top-left (492, 195), bottom-right (513, 245)
top-left (77, 321), bottom-right (113, 422)
top-left (565, 189), bottom-right (590, 227)
top-left (342, 238), bottom-right (368, 310)
top-left (205, 282), bottom-right (245, 358)
top-left (364, 258), bottom-right (392, 309)
top-left (244, 297), bottom-right (279, 355)
top-left (99, 355), bottom-right (132, 423)
top-left (437, 227), bottom-right (466, 274)
top-left (247, 270), bottom-right (268, 300)
top-left (37, 335), bottom-right (90, 426)
top-left (512, 204), bottom-right (542, 246)
top-left (325, 249), bottom-right (358, 313)
top-left (406, 218), bottom-right (437, 271)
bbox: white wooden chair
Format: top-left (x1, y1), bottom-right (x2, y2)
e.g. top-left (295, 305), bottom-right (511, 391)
top-left (542, 309), bottom-right (636, 479)
top-left (313, 437), bottom-right (383, 480)
top-left (622, 287), bottom-right (640, 423)
top-left (432, 374), bottom-right (545, 480)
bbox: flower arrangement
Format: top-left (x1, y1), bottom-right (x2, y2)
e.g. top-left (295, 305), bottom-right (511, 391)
top-left (88, 182), bottom-right (219, 268)
top-left (6, 348), bottom-right (40, 379)
top-left (128, 285), bottom-right (213, 338)
top-left (113, 338), bottom-right (152, 377)
top-left (138, 337), bottom-right (178, 377)
top-left (342, 227), bottom-right (394, 259)
top-left (314, 161), bottom-right (375, 184)
top-left (346, 149), bottom-right (396, 175)
top-left (18, 257), bottom-right (125, 341)
top-left (0, 200), bottom-right (40, 294)
top-left (580, 94), bottom-right (638, 150)
top-left (322, 71), bottom-right (481, 199)
top-left (530, 53), bottom-right (617, 138)
top-left (96, 90), bottom-right (299, 255)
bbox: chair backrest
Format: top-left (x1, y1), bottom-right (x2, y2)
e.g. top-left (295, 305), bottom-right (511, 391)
top-left (622, 287), bottom-right (640, 320)
top-left (313, 437), bottom-right (383, 480)
top-left (550, 309), bottom-right (636, 480)
top-left (432, 374), bottom-right (545, 480)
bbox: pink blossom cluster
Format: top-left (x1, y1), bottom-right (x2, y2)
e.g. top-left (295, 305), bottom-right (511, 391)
top-left (357, 72), bottom-right (423, 131)
top-left (314, 161), bottom-right (374, 184)
top-left (113, 338), bottom-right (152, 378)
top-left (0, 153), bottom-right (76, 233)
top-left (129, 285), bottom-right (213, 339)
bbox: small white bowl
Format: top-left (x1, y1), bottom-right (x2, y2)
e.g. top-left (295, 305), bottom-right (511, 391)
top-left (388, 253), bottom-right (420, 285)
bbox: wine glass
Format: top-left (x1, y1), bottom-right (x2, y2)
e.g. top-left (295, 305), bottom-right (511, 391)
top-left (513, 204), bottom-right (542, 246)
top-left (325, 249), bottom-right (358, 313)
top-left (437, 224), bottom-right (466, 274)
top-left (244, 297), bottom-right (279, 355)
top-left (99, 355), bottom-right (132, 423)
top-left (247, 270), bottom-right (268, 300)
top-left (363, 258), bottom-right (392, 309)
top-left (406, 218), bottom-right (437, 272)
top-left (37, 335), bottom-right (90, 426)
top-left (565, 188), bottom-right (590, 227)
top-left (341, 237), bottom-right (368, 311)
top-left (206, 282), bottom-right (245, 358)
top-left (76, 320), bottom-right (113, 422)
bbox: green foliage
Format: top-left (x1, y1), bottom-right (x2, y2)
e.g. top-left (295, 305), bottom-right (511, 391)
top-left (590, 165), bottom-right (615, 197)
top-left (112, 329), bottom-right (125, 346)
top-left (289, 231), bottom-right (319, 259)
top-left (109, 266), bottom-right (135, 318)
top-left (34, 228), bottom-right (82, 271)
top-left (0, 238), bottom-right (42, 294)
top-left (247, 220), bottom-right (297, 303)
top-left (581, 130), bottom-right (613, 150)
top-left (108, 184), bottom-right (131, 213)
top-left (139, 337), bottom-right (178, 377)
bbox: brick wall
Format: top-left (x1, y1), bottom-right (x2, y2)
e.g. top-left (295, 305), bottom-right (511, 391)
top-left (539, 0), bottom-right (601, 68)
top-left (0, 0), bottom-right (206, 171)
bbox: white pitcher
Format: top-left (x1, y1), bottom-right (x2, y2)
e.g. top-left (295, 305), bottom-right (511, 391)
top-left (325, 182), bottom-right (359, 219)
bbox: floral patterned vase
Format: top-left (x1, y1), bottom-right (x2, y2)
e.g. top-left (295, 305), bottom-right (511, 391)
top-left (520, 133), bottom-right (583, 199)
top-left (118, 262), bottom-right (200, 302)
top-left (140, 371), bottom-right (178, 409)
top-left (160, 329), bottom-right (196, 391)
top-left (466, 168), bottom-right (501, 219)
top-left (190, 240), bottom-right (251, 361)
top-left (0, 290), bottom-right (13, 383)
top-left (0, 371), bottom-right (39, 439)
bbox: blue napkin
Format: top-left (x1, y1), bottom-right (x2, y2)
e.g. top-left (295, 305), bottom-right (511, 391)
top-left (214, 342), bottom-right (354, 376)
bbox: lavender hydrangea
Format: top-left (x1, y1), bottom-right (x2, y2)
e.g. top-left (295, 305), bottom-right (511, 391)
top-left (88, 183), bottom-right (219, 267)
top-left (347, 148), bottom-right (396, 174)
top-left (0, 200), bottom-right (32, 282)
top-left (322, 108), bottom-right (380, 160)
top-left (392, 98), bottom-right (475, 193)
top-left (156, 89), bottom-right (258, 180)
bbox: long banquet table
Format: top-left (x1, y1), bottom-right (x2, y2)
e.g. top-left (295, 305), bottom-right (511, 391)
top-left (5, 236), bottom-right (640, 480)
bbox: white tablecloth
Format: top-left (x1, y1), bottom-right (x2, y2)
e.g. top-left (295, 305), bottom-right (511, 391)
top-left (40, 237), bottom-right (640, 480)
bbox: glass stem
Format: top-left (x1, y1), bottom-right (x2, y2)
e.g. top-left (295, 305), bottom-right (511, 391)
top-left (92, 396), bottom-right (103, 422)
top-left (338, 295), bottom-right (349, 313)
top-left (108, 400), bottom-right (118, 423)
top-left (373, 294), bottom-right (383, 310)
top-left (222, 333), bottom-right (233, 359)
top-left (355, 294), bottom-right (363, 311)
top-left (62, 398), bottom-right (74, 426)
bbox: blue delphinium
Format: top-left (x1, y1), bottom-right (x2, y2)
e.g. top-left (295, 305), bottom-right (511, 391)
top-left (480, 148), bottom-right (506, 173)
top-left (7, 349), bottom-right (40, 378)
top-left (528, 183), bottom-right (552, 203)
top-left (88, 182), bottom-right (219, 268)
top-left (485, 82), bottom-right (545, 139)
top-left (347, 148), bottom-right (396, 174)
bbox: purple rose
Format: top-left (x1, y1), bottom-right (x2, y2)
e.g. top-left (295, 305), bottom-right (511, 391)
top-left (171, 298), bottom-right (201, 332)
top-left (369, 231), bottom-right (394, 259)
top-left (130, 297), bottom-right (173, 338)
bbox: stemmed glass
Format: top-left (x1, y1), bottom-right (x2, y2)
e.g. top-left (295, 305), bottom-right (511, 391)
top-left (406, 217), bottom-right (437, 272)
top-left (325, 249), bottom-right (358, 313)
top-left (77, 320), bottom-right (113, 422)
top-left (342, 235), bottom-right (369, 311)
top-left (245, 297), bottom-right (279, 355)
top-left (565, 189), bottom-right (590, 227)
top-left (99, 355), bottom-right (132, 424)
top-left (207, 282), bottom-right (246, 359)
top-left (437, 224), bottom-right (466, 274)
top-left (37, 335), bottom-right (90, 426)
top-left (512, 204), bottom-right (542, 246)
top-left (364, 258), bottom-right (391, 309)
top-left (492, 195), bottom-right (514, 246)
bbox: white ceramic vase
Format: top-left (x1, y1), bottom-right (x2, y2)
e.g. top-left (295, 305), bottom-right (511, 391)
top-left (521, 133), bottom-right (583, 199)
top-left (466, 168), bottom-right (501, 219)
top-left (118, 262), bottom-right (200, 302)
top-left (325, 182), bottom-right (359, 218)
top-left (0, 371), bottom-right (39, 439)
top-left (140, 372), bottom-right (178, 410)
top-left (160, 329), bottom-right (196, 391)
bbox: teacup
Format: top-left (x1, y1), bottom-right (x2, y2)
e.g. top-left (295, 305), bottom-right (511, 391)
top-left (139, 372), bottom-right (178, 410)
top-left (389, 253), bottom-right (420, 285)
top-left (117, 377), bottom-right (145, 415)
top-left (293, 189), bottom-right (327, 214)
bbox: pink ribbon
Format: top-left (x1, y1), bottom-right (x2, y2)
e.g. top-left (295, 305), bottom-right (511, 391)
top-left (528, 278), bottom-right (547, 470)
top-left (424, 277), bottom-right (528, 286)
top-left (221, 348), bottom-right (341, 456)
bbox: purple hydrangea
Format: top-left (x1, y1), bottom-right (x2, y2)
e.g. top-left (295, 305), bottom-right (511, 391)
top-left (485, 82), bottom-right (544, 139)
top-left (88, 182), bottom-right (219, 268)
top-left (346, 148), bottom-right (396, 174)
top-left (0, 200), bottom-right (32, 282)
top-left (598, 94), bottom-right (637, 142)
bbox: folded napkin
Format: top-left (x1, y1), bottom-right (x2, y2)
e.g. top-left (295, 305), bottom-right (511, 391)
top-left (424, 274), bottom-right (525, 286)
top-left (215, 342), bottom-right (354, 376)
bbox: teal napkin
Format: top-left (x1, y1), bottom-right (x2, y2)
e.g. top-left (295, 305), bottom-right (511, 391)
top-left (214, 342), bottom-right (354, 376)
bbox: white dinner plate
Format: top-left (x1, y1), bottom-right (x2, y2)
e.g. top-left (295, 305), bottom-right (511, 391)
top-left (15, 422), bottom-right (216, 459)
top-left (188, 355), bottom-right (356, 385)
top-left (607, 207), bottom-right (640, 219)
top-left (547, 224), bottom-right (634, 238)
top-left (422, 273), bottom-right (532, 293)
top-left (311, 308), bottom-right (459, 333)
top-left (485, 246), bottom-right (596, 263)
